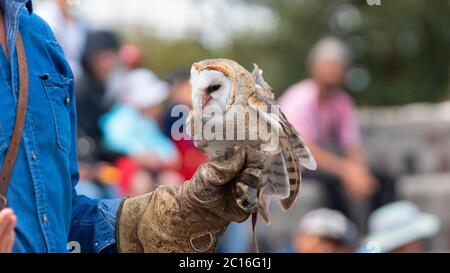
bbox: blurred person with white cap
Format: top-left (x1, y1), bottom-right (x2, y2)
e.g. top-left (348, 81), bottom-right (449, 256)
top-left (100, 69), bottom-right (183, 196)
top-left (361, 201), bottom-right (440, 253)
top-left (282, 208), bottom-right (358, 253)
top-left (279, 36), bottom-right (396, 222)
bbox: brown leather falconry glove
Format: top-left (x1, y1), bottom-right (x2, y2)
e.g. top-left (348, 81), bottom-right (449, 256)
top-left (116, 146), bottom-right (264, 253)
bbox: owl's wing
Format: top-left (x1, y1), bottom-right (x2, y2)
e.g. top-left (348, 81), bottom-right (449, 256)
top-left (248, 91), bottom-right (316, 211)
top-left (261, 150), bottom-right (290, 199)
top-left (247, 86), bottom-right (317, 170)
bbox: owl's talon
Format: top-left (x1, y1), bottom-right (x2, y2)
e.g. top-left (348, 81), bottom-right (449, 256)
top-left (236, 197), bottom-right (258, 214)
top-left (235, 182), bottom-right (259, 213)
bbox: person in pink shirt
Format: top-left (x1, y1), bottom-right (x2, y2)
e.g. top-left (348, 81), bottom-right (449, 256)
top-left (279, 37), bottom-right (395, 221)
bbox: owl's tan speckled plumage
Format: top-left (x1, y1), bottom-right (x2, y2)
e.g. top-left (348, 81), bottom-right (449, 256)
top-left (187, 58), bottom-right (316, 224)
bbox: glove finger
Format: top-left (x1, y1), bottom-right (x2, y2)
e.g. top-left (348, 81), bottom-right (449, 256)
top-left (233, 168), bottom-right (262, 214)
top-left (235, 182), bottom-right (258, 214)
top-left (236, 168), bottom-right (262, 189)
top-left (199, 147), bottom-right (246, 186)
top-left (244, 145), bottom-right (265, 169)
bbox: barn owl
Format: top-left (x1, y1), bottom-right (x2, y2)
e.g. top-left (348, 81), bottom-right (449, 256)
top-left (186, 58), bottom-right (316, 224)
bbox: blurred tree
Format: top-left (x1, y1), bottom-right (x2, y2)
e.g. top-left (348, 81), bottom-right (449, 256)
top-left (126, 0), bottom-right (450, 106)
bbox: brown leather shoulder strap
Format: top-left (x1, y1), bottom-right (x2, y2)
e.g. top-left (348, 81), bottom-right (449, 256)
top-left (0, 13), bottom-right (29, 210)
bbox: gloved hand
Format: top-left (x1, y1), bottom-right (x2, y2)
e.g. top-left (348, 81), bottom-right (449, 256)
top-left (116, 146), bottom-right (264, 253)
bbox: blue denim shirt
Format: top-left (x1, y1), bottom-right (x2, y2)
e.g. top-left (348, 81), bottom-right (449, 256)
top-left (0, 0), bottom-right (122, 252)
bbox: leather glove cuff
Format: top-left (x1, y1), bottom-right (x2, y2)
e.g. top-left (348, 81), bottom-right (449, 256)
top-left (117, 185), bottom-right (229, 253)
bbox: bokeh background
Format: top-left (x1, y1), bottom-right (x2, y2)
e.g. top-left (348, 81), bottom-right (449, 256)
top-left (34, 0), bottom-right (450, 252)
top-left (73, 0), bottom-right (450, 105)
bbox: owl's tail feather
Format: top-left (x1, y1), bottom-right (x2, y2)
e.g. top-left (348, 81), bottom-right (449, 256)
top-left (258, 194), bottom-right (271, 224)
top-left (251, 183), bottom-right (263, 253)
top-left (251, 212), bottom-right (259, 253)
top-left (279, 141), bottom-right (301, 210)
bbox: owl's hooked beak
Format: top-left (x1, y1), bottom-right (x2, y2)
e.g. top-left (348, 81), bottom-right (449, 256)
top-left (201, 95), bottom-right (212, 111)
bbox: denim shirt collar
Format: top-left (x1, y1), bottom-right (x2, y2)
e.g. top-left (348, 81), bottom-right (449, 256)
top-left (0, 0), bottom-right (32, 91)
top-left (0, 0), bottom-right (32, 13)
top-left (0, 0), bottom-right (33, 51)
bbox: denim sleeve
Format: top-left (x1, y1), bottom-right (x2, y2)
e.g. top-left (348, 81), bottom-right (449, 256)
top-left (70, 194), bottom-right (123, 253)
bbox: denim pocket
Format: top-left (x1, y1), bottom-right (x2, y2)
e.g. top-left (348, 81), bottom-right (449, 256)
top-left (42, 73), bottom-right (73, 153)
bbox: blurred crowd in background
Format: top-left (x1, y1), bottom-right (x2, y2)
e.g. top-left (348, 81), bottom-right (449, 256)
top-left (34, 0), bottom-right (450, 253)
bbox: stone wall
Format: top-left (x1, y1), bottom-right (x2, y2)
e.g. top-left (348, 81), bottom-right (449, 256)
top-left (358, 101), bottom-right (450, 175)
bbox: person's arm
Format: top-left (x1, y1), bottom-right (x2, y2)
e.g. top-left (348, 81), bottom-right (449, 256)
top-left (309, 140), bottom-right (366, 175)
top-left (316, 96), bottom-right (378, 197)
top-left (307, 141), bottom-right (346, 176)
top-left (309, 141), bottom-right (377, 198)
top-left (344, 145), bottom-right (366, 166)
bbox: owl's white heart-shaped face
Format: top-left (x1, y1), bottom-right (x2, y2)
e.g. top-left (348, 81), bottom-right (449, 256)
top-left (190, 67), bottom-right (232, 114)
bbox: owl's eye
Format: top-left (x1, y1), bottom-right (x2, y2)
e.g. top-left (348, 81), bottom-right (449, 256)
top-left (207, 84), bottom-right (221, 93)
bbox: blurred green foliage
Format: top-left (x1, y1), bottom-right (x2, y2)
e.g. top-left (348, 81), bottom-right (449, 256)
top-left (126, 0), bottom-right (450, 106)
